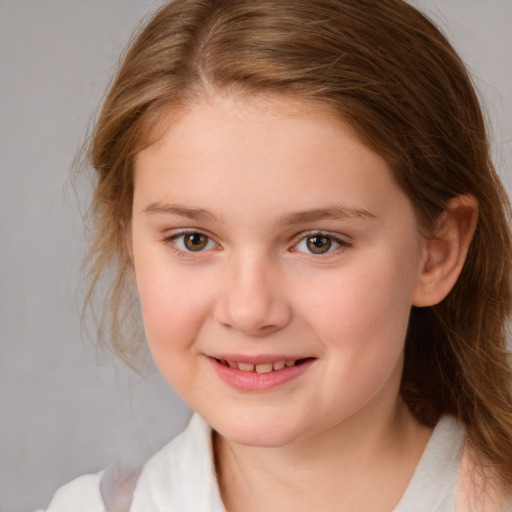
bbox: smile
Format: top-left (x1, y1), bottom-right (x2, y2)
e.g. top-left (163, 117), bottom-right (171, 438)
top-left (215, 359), bottom-right (301, 374)
top-left (209, 356), bottom-right (315, 392)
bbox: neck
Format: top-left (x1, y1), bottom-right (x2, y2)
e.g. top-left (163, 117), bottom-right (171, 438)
top-left (214, 398), bottom-right (431, 512)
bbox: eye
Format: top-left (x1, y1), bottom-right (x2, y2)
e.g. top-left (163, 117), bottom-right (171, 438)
top-left (293, 233), bottom-right (348, 255)
top-left (168, 231), bottom-right (217, 252)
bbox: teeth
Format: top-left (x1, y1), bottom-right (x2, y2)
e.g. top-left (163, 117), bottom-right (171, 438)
top-left (273, 361), bottom-right (286, 370)
top-left (255, 363), bottom-right (273, 374)
top-left (222, 359), bottom-right (298, 372)
top-left (238, 362), bottom-right (255, 372)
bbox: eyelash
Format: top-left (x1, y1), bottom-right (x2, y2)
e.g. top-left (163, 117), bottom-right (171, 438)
top-left (163, 230), bottom-right (352, 256)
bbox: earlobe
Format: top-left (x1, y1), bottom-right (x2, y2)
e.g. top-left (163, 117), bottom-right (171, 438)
top-left (412, 195), bottom-right (478, 307)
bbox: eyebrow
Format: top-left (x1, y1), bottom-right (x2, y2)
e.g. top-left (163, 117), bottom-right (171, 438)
top-left (142, 202), bottom-right (217, 221)
top-left (142, 202), bottom-right (376, 224)
top-left (280, 206), bottom-right (377, 225)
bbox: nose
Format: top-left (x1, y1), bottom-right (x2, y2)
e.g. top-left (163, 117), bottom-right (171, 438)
top-left (213, 254), bottom-right (292, 337)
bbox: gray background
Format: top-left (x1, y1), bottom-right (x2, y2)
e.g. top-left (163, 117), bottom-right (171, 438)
top-left (1, 1), bottom-right (511, 510)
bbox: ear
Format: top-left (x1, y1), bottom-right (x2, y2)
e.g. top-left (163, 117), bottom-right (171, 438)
top-left (412, 195), bottom-right (478, 307)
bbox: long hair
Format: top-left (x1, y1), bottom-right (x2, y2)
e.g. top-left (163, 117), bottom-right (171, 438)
top-left (84, 0), bottom-right (512, 486)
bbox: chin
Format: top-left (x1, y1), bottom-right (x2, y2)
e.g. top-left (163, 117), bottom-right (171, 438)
top-left (210, 412), bottom-right (310, 448)
top-left (225, 430), bottom-right (301, 448)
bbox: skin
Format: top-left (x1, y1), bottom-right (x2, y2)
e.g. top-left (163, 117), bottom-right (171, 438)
top-left (130, 93), bottom-right (476, 511)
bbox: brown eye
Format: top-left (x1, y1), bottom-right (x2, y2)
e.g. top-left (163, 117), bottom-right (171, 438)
top-left (183, 233), bottom-right (210, 251)
top-left (306, 235), bottom-right (332, 254)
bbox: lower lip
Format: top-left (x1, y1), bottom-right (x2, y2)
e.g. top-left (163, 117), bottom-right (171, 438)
top-left (208, 358), bottom-right (315, 392)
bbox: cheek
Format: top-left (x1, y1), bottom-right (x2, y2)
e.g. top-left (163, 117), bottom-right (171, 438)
top-left (301, 252), bottom-right (417, 355)
top-left (136, 271), bottom-right (215, 398)
top-left (135, 263), bottom-right (213, 355)
top-left (299, 260), bottom-right (414, 415)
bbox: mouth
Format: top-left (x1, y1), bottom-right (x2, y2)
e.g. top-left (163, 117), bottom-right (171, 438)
top-left (209, 356), bottom-right (315, 391)
top-left (214, 358), bottom-right (311, 374)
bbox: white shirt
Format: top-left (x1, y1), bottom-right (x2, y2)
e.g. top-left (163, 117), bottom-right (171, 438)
top-left (46, 414), bottom-right (499, 511)
top-left (46, 414), bottom-right (224, 512)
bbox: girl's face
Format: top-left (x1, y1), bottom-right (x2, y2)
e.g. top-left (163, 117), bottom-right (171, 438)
top-left (131, 94), bottom-right (427, 448)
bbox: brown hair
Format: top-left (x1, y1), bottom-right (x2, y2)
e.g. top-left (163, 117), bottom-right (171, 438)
top-left (84, 0), bottom-right (512, 487)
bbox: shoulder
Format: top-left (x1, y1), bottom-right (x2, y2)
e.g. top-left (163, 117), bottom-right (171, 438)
top-left (456, 438), bottom-right (510, 512)
top-left (45, 472), bottom-right (104, 512)
top-left (395, 415), bottom-right (509, 512)
top-left (45, 465), bottom-right (142, 512)
top-left (44, 414), bottom-right (224, 512)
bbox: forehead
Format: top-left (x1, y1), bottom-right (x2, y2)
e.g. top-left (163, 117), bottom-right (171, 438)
top-left (137, 92), bottom-right (367, 181)
top-left (133, 93), bottom-right (414, 228)
top-left (143, 91), bottom-right (347, 150)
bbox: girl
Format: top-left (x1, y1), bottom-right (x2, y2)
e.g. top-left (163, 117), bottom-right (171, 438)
top-left (46, 0), bottom-right (512, 510)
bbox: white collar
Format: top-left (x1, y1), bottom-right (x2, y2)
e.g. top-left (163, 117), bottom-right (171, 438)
top-left (131, 414), bottom-right (226, 512)
top-left (131, 414), bottom-right (466, 512)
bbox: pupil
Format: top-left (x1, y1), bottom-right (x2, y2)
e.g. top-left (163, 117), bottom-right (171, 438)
top-left (307, 236), bottom-right (331, 254)
top-left (184, 233), bottom-right (208, 251)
